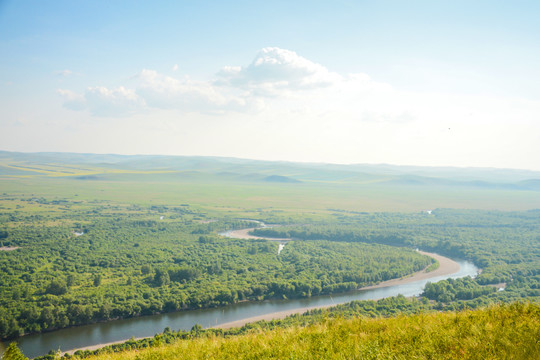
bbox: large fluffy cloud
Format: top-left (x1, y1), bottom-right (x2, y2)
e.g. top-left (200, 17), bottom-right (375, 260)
top-left (58, 48), bottom-right (356, 116)
top-left (215, 47), bottom-right (342, 96)
top-left (57, 47), bottom-right (538, 129)
top-left (40, 47), bottom-right (540, 170)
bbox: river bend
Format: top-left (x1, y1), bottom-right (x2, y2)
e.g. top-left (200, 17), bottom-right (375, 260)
top-left (2, 228), bottom-right (478, 358)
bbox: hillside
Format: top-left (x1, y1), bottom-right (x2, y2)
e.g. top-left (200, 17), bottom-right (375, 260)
top-left (51, 303), bottom-right (539, 360)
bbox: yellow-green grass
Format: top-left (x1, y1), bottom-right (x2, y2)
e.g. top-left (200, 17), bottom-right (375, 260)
top-left (0, 161), bottom-right (177, 178)
top-left (74, 303), bottom-right (539, 360)
top-left (2, 154), bottom-right (540, 213)
top-left (2, 175), bottom-right (539, 216)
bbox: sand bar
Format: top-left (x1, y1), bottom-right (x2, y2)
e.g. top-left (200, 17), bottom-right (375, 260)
top-left (0, 246), bottom-right (19, 251)
top-left (226, 228), bottom-right (291, 241)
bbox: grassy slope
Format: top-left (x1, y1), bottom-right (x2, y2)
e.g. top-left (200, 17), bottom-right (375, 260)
top-left (78, 303), bottom-right (539, 360)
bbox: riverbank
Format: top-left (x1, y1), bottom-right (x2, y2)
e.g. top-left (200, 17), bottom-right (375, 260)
top-left (0, 246), bottom-right (19, 251)
top-left (226, 228), bottom-right (461, 288)
top-left (215, 305), bottom-right (335, 329)
top-left (63, 338), bottom-right (146, 355)
top-left (220, 226), bottom-right (463, 327)
top-left (13, 225), bottom-right (476, 358)
top-left (199, 228), bottom-right (463, 330)
top-left (225, 227), bottom-right (291, 241)
top-left (58, 249), bottom-right (463, 356)
top-left (215, 251), bottom-right (461, 329)
top-left (360, 251), bottom-right (460, 290)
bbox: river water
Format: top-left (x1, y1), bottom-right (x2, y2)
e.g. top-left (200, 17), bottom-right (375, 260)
top-left (2, 222), bottom-right (478, 358)
top-left (1, 255), bottom-right (477, 358)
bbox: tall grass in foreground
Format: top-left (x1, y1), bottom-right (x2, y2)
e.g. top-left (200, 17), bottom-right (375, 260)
top-left (80, 302), bottom-right (538, 360)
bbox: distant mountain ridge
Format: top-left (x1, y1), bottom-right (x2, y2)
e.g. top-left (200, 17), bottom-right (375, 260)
top-left (0, 150), bottom-right (539, 190)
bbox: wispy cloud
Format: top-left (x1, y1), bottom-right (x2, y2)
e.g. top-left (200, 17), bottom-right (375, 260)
top-left (84, 86), bottom-right (145, 117)
top-left (58, 87), bottom-right (144, 116)
top-left (57, 89), bottom-right (86, 111)
top-left (136, 69), bottom-right (248, 113)
top-left (55, 69), bottom-right (73, 77)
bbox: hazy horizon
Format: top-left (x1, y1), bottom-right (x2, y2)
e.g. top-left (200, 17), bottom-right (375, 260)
top-left (1, 1), bottom-right (539, 170)
top-left (3, 149), bottom-right (540, 177)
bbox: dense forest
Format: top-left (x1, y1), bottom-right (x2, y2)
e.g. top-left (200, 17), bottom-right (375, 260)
top-left (1, 194), bottom-right (539, 343)
top-left (254, 208), bottom-right (540, 303)
top-left (0, 195), bottom-right (432, 339)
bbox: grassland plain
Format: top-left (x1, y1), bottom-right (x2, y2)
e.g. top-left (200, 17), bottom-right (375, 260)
top-left (1, 151), bottom-right (540, 213)
top-left (1, 151), bottom-right (540, 359)
top-left (58, 303), bottom-right (540, 360)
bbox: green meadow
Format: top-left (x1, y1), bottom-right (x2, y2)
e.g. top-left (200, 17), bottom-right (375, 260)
top-left (2, 151), bottom-right (539, 215)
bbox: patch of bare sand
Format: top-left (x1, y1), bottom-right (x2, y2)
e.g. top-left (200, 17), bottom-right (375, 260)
top-left (0, 246), bottom-right (19, 251)
top-left (226, 228), bottom-right (291, 241)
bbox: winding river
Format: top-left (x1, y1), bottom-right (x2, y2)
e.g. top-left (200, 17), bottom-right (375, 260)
top-left (1, 228), bottom-right (478, 358)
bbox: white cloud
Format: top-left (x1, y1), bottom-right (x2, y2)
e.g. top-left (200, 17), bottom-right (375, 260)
top-left (84, 86), bottom-right (145, 117)
top-left (57, 89), bottom-right (86, 111)
top-left (55, 69), bottom-right (73, 77)
top-left (136, 69), bottom-right (248, 113)
top-left (32, 47), bottom-right (540, 170)
top-left (55, 47), bottom-right (539, 135)
top-left (55, 47), bottom-right (410, 120)
top-left (58, 48), bottom-right (381, 117)
top-left (172, 64), bottom-right (179, 72)
top-left (215, 47), bottom-right (341, 96)
top-left (58, 87), bottom-right (145, 117)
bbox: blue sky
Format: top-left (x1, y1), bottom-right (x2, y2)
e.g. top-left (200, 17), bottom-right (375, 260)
top-left (1, 0), bottom-right (539, 169)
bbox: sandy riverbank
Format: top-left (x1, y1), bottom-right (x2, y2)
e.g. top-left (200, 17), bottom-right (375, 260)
top-left (227, 228), bottom-right (460, 287)
top-left (216, 250), bottom-right (461, 328)
top-left (226, 228), bottom-right (291, 241)
top-left (63, 338), bottom-right (146, 355)
top-left (215, 305), bottom-right (334, 329)
top-left (0, 246), bottom-right (19, 251)
top-left (360, 251), bottom-right (460, 290)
